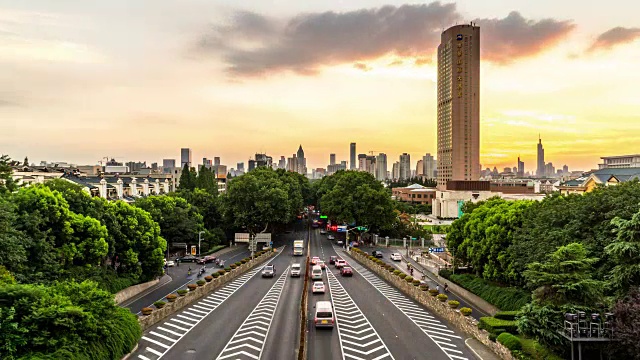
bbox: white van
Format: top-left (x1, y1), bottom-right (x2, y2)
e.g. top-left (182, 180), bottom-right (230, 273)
top-left (314, 301), bottom-right (334, 328)
top-left (310, 265), bottom-right (323, 280)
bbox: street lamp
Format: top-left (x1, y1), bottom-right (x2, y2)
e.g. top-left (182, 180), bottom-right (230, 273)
top-left (198, 231), bottom-right (205, 256)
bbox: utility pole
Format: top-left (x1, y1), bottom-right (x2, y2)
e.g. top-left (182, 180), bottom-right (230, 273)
top-left (198, 231), bottom-right (205, 256)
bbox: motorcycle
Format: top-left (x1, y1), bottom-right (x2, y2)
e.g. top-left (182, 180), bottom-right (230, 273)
top-left (218, 260), bottom-right (225, 268)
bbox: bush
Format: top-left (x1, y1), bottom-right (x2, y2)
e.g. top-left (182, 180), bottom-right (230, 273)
top-left (241, 259), bottom-right (247, 264)
top-left (154, 300), bottom-right (166, 309)
top-left (437, 294), bottom-right (448, 302)
top-left (479, 317), bottom-right (519, 334)
top-left (429, 289), bottom-right (439, 296)
top-left (460, 307), bottom-right (472, 316)
top-left (494, 311), bottom-right (519, 320)
top-left (213, 272), bottom-right (220, 278)
top-left (412, 279), bottom-right (421, 286)
top-left (177, 289), bottom-right (188, 296)
top-left (419, 285), bottom-right (429, 291)
top-left (230, 264), bottom-right (237, 269)
top-left (448, 300), bottom-right (460, 308)
top-left (497, 332), bottom-right (522, 351)
top-left (224, 267), bottom-right (231, 271)
top-left (235, 262), bottom-right (241, 266)
top-left (218, 269), bottom-right (226, 275)
top-left (141, 307), bottom-right (153, 314)
top-left (448, 274), bottom-right (530, 311)
top-left (187, 284), bottom-right (198, 291)
top-left (399, 273), bottom-right (407, 279)
top-left (439, 269), bottom-right (452, 279)
top-left (489, 333), bottom-right (498, 342)
top-left (393, 270), bottom-right (401, 275)
top-left (405, 276), bottom-right (413, 282)
top-left (196, 280), bottom-right (206, 286)
top-left (166, 294), bottom-right (177, 302)
top-left (205, 275), bottom-right (213, 282)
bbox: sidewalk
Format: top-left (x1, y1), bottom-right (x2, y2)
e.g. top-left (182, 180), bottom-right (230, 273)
top-left (466, 338), bottom-right (502, 360)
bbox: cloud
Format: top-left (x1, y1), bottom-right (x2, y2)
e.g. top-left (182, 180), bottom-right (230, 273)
top-left (353, 62), bottom-right (372, 71)
top-left (587, 27), bottom-right (640, 52)
top-left (199, 3), bottom-right (575, 77)
top-left (476, 11), bottom-right (575, 64)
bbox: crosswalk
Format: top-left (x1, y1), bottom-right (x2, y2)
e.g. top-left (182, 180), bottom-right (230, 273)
top-left (347, 260), bottom-right (469, 360)
top-left (135, 268), bottom-right (263, 360)
top-left (326, 269), bottom-right (394, 360)
top-left (215, 267), bottom-right (289, 360)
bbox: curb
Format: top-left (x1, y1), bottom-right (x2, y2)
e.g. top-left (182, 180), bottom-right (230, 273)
top-left (120, 344), bottom-right (138, 360)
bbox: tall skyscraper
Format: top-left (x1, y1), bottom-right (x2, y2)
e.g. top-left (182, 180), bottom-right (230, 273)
top-left (180, 148), bottom-right (192, 168)
top-left (375, 153), bottom-right (387, 181)
top-left (296, 145), bottom-right (306, 175)
top-left (278, 156), bottom-right (286, 169)
top-left (350, 143), bottom-right (356, 170)
top-left (392, 161), bottom-right (400, 180)
top-left (329, 154), bottom-right (336, 166)
top-left (437, 24), bottom-right (480, 188)
top-left (537, 135), bottom-right (545, 177)
top-left (416, 160), bottom-right (424, 176)
top-left (399, 153), bottom-right (411, 180)
top-left (237, 162), bottom-right (244, 171)
top-left (358, 154), bottom-right (367, 171)
top-left (517, 156), bottom-right (525, 177)
top-left (422, 153), bottom-right (437, 179)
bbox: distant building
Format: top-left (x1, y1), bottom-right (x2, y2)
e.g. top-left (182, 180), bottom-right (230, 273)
top-left (517, 156), bottom-right (525, 177)
top-left (376, 153), bottom-right (387, 181)
top-left (248, 160), bottom-right (256, 171)
top-left (296, 145), bottom-right (307, 175)
top-left (536, 136), bottom-right (545, 177)
top-left (599, 154), bottom-right (640, 169)
top-left (181, 148), bottom-right (192, 168)
top-left (558, 167), bottom-right (640, 195)
top-left (350, 143), bottom-right (356, 170)
top-left (365, 155), bottom-right (376, 176)
top-left (254, 153), bottom-right (272, 168)
top-left (422, 154), bottom-right (437, 179)
top-left (237, 162), bottom-right (245, 171)
top-left (416, 160), bottom-right (424, 176)
top-left (358, 154), bottom-right (367, 171)
top-left (562, 164), bottom-right (569, 174)
top-left (545, 162), bottom-right (555, 177)
top-left (392, 161), bottom-right (400, 180)
top-left (278, 156), bottom-right (286, 169)
top-left (399, 153), bottom-right (411, 180)
top-left (214, 157), bottom-right (221, 166)
top-left (392, 184), bottom-right (437, 205)
top-left (329, 154), bottom-right (336, 166)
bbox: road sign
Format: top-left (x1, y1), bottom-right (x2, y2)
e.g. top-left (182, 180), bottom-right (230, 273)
top-left (235, 233), bottom-right (250, 243)
top-left (429, 247), bottom-right (445, 253)
top-left (320, 215), bottom-right (327, 219)
top-left (337, 225), bottom-right (347, 233)
top-left (255, 233), bottom-right (271, 243)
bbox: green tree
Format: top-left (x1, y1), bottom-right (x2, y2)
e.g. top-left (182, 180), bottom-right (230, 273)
top-left (0, 154), bottom-right (18, 195)
top-left (23, 157), bottom-right (28, 166)
top-left (134, 195), bottom-right (204, 246)
top-left (178, 164), bottom-right (196, 191)
top-left (196, 166), bottom-right (218, 195)
top-left (606, 209), bottom-right (640, 298)
top-left (43, 178), bottom-right (106, 220)
top-left (611, 290), bottom-right (640, 359)
top-left (0, 198), bottom-right (28, 278)
top-left (524, 243), bottom-right (603, 306)
top-left (175, 188), bottom-right (222, 231)
top-left (223, 168), bottom-right (290, 235)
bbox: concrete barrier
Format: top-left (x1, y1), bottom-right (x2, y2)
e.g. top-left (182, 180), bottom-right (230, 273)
top-left (137, 251), bottom-right (275, 331)
top-left (115, 278), bottom-right (160, 305)
top-left (349, 250), bottom-right (515, 360)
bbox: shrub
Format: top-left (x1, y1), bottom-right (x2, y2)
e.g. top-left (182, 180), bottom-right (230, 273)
top-left (405, 276), bottom-right (414, 282)
top-left (393, 270), bottom-right (401, 275)
top-left (177, 289), bottom-right (188, 296)
top-left (489, 333), bottom-right (498, 342)
top-left (241, 259), bottom-right (247, 264)
top-left (439, 269), bottom-right (452, 279)
top-left (141, 307), bottom-right (153, 315)
top-left (479, 317), bottom-right (519, 334)
top-left (196, 280), bottom-right (206, 286)
top-left (412, 279), bottom-right (421, 286)
top-left (497, 332), bottom-right (522, 351)
top-left (399, 273), bottom-right (407, 279)
top-left (235, 262), bottom-right (241, 266)
top-left (212, 273), bottom-right (220, 278)
top-left (154, 301), bottom-right (166, 309)
top-left (448, 300), bottom-right (460, 308)
top-left (166, 294), bottom-right (177, 302)
top-left (218, 269), bottom-right (226, 275)
top-left (460, 307), bottom-right (473, 316)
top-left (429, 289), bottom-right (439, 296)
top-left (230, 264), bottom-right (237, 269)
top-left (494, 311), bottom-right (519, 320)
top-left (448, 274), bottom-right (530, 311)
top-left (224, 267), bottom-right (231, 271)
top-left (437, 294), bottom-right (448, 302)
top-left (388, 266), bottom-right (395, 272)
top-left (187, 284), bottom-right (197, 291)
top-left (205, 275), bottom-right (213, 282)
top-left (419, 285), bottom-right (429, 291)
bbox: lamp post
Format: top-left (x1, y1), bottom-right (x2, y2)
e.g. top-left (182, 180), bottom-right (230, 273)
top-left (198, 231), bottom-right (205, 256)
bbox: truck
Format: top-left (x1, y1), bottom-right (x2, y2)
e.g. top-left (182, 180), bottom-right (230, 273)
top-left (293, 240), bottom-right (304, 256)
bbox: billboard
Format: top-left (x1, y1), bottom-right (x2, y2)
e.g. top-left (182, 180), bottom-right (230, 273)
top-left (235, 233), bottom-right (250, 243)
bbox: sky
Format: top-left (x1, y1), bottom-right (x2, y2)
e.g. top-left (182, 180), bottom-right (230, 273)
top-left (1, 0), bottom-right (639, 173)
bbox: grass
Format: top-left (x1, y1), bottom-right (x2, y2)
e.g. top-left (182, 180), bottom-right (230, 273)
top-left (445, 273), bottom-right (531, 311)
top-left (516, 335), bottom-right (564, 360)
top-left (200, 245), bottom-right (226, 256)
top-left (422, 224), bottom-right (450, 234)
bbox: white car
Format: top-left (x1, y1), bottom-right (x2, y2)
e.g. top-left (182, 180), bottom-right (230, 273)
top-left (166, 260), bottom-right (175, 267)
top-left (327, 235), bottom-right (335, 240)
top-left (312, 281), bottom-right (326, 294)
top-left (311, 256), bottom-right (320, 265)
top-left (291, 263), bottom-right (301, 277)
top-left (390, 253), bottom-right (402, 261)
top-left (320, 230), bottom-right (327, 235)
top-left (317, 260), bottom-right (326, 269)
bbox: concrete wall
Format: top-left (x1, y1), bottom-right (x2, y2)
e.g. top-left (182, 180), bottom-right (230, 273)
top-left (350, 250), bottom-right (515, 360)
top-left (115, 278), bottom-right (160, 305)
top-left (138, 251), bottom-right (275, 331)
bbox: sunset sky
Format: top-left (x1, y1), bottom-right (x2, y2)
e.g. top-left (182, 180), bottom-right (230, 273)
top-left (1, 0), bottom-right (639, 173)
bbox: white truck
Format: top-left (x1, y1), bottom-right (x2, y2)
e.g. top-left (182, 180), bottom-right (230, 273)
top-left (293, 240), bottom-right (304, 256)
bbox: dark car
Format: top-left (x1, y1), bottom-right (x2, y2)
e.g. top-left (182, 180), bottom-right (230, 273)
top-left (196, 255), bottom-right (216, 264)
top-left (177, 255), bottom-right (197, 263)
top-left (340, 266), bottom-right (353, 277)
top-left (372, 250), bottom-right (383, 258)
top-left (329, 256), bottom-right (338, 265)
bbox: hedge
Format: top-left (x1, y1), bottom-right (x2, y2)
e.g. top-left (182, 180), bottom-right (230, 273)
top-left (494, 311), bottom-right (519, 320)
top-left (443, 273), bottom-right (530, 311)
top-left (497, 332), bottom-right (522, 351)
top-left (478, 317), bottom-right (518, 334)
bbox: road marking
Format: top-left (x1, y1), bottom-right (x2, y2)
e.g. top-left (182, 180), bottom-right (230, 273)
top-left (134, 248), bottom-right (285, 360)
top-left (326, 269), bottom-right (395, 360)
top-left (335, 247), bottom-right (469, 360)
top-left (215, 267), bottom-right (289, 360)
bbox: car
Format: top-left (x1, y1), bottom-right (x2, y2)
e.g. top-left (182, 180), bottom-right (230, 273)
top-left (327, 235), bottom-right (335, 240)
top-left (311, 256), bottom-right (320, 265)
top-left (177, 255), bottom-right (197, 263)
top-left (196, 255), bottom-right (216, 264)
top-left (262, 264), bottom-right (276, 277)
top-left (372, 250), bottom-right (384, 258)
top-left (335, 259), bottom-right (347, 269)
top-left (320, 230), bottom-right (327, 235)
top-left (341, 266), bottom-right (353, 276)
top-left (329, 256), bottom-right (338, 265)
top-left (314, 301), bottom-right (334, 329)
top-left (310, 265), bottom-right (323, 280)
top-left (336, 240), bottom-right (344, 246)
top-left (312, 281), bottom-right (326, 294)
top-left (390, 253), bottom-right (402, 261)
top-left (262, 244), bottom-right (272, 251)
top-left (291, 263), bottom-right (301, 277)
top-left (317, 260), bottom-right (326, 269)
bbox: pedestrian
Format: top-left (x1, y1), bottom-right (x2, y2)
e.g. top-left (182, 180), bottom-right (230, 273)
top-left (176, 259), bottom-right (180, 267)
top-left (444, 283), bottom-right (449, 293)
top-left (436, 284), bottom-right (440, 293)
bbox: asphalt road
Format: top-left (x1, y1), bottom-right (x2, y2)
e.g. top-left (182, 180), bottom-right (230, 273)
top-left (130, 221), bottom-right (308, 360)
top-left (308, 228), bottom-right (476, 360)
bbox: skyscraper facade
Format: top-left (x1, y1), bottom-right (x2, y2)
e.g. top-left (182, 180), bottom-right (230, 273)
top-left (375, 153), bottom-right (387, 181)
top-left (329, 154), bottom-right (336, 166)
top-left (392, 161), bottom-right (400, 180)
top-left (517, 156), bottom-right (525, 177)
top-left (296, 145), bottom-right (306, 175)
top-left (437, 24), bottom-right (480, 188)
top-left (399, 153), bottom-right (411, 180)
top-left (422, 153), bottom-right (437, 179)
top-left (350, 143), bottom-right (356, 170)
top-left (214, 157), bottom-right (221, 166)
top-left (537, 136), bottom-right (545, 177)
top-left (416, 160), bottom-right (424, 176)
top-left (180, 148), bottom-right (192, 168)
top-left (358, 154), bottom-right (367, 171)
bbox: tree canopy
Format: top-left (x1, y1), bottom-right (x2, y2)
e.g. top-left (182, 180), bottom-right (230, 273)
top-left (0, 154), bottom-right (18, 195)
top-left (606, 208), bottom-right (640, 298)
top-left (134, 195), bottom-right (204, 245)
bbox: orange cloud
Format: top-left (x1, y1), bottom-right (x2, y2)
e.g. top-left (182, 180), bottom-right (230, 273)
top-left (587, 27), bottom-right (640, 52)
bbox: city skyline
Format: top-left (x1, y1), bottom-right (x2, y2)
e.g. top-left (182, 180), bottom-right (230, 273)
top-left (2, 1), bottom-right (640, 172)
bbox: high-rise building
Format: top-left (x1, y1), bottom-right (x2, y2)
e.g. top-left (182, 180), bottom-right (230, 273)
top-left (248, 160), bottom-right (256, 171)
top-left (214, 157), bottom-right (221, 166)
top-left (437, 24), bottom-right (480, 188)
top-left (180, 148), bottom-right (192, 168)
top-left (358, 154), bottom-right (367, 171)
top-left (416, 160), bottom-right (424, 176)
top-left (162, 159), bottom-right (176, 174)
top-left (517, 156), bottom-right (525, 177)
top-left (375, 153), bottom-right (387, 181)
top-left (296, 145), bottom-right (306, 175)
top-left (537, 135), bottom-right (545, 177)
top-left (399, 153), bottom-right (411, 180)
top-left (287, 155), bottom-right (297, 172)
top-left (365, 155), bottom-right (376, 176)
top-left (422, 153), bottom-right (437, 179)
top-left (350, 143), bottom-right (356, 170)
top-left (562, 164), bottom-right (569, 174)
top-left (237, 162), bottom-right (245, 171)
top-left (545, 162), bottom-right (555, 177)
top-left (254, 153), bottom-right (272, 168)
top-left (278, 156), bottom-right (286, 169)
top-left (392, 161), bottom-right (400, 180)
top-left (330, 154), bottom-right (336, 166)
